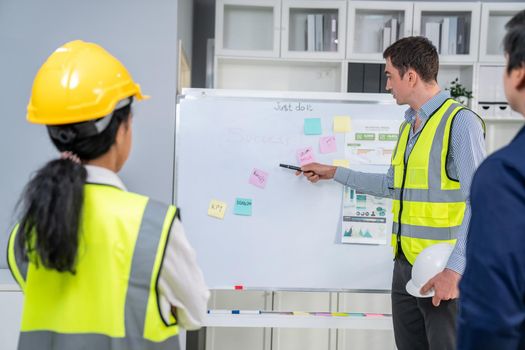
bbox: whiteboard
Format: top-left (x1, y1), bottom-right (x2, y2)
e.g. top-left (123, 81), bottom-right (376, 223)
top-left (175, 89), bottom-right (406, 290)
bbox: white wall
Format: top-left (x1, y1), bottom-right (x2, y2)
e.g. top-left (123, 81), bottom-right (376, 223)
top-left (0, 0), bottom-right (180, 267)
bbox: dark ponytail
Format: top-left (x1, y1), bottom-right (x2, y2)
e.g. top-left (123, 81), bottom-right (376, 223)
top-left (17, 100), bottom-right (132, 273)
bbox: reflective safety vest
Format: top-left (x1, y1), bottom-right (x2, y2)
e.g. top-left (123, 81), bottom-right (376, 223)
top-left (391, 98), bottom-right (484, 264)
top-left (7, 184), bottom-right (180, 350)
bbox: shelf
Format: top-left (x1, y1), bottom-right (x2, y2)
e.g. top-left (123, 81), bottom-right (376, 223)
top-left (413, 2), bottom-right (480, 63)
top-left (438, 64), bottom-right (474, 95)
top-left (281, 0), bottom-right (347, 60)
top-left (205, 312), bottom-right (393, 330)
top-left (215, 57), bottom-right (343, 92)
top-left (216, 0), bottom-right (281, 58)
top-left (347, 2), bottom-right (413, 62)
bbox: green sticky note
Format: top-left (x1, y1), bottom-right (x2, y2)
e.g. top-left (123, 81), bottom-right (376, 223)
top-left (304, 118), bottom-right (322, 135)
top-left (234, 198), bottom-right (252, 216)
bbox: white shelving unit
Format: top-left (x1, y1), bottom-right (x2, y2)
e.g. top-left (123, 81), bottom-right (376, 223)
top-left (347, 1), bottom-right (413, 62)
top-left (413, 2), bottom-right (480, 63)
top-left (281, 0), bottom-right (347, 60)
top-left (479, 3), bottom-right (525, 63)
top-left (213, 0), bottom-right (524, 148)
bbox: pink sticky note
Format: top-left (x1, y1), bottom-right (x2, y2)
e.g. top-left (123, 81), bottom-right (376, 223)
top-left (296, 147), bottom-right (315, 166)
top-left (249, 168), bottom-right (269, 189)
top-left (319, 136), bottom-right (337, 154)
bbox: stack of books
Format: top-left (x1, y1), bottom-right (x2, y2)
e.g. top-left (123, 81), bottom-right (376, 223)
top-left (424, 16), bottom-right (470, 55)
top-left (305, 13), bottom-right (338, 52)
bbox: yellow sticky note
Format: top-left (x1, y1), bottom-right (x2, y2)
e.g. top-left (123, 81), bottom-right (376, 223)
top-left (208, 199), bottom-right (227, 219)
top-left (333, 116), bottom-right (351, 133)
top-left (333, 159), bottom-right (350, 168)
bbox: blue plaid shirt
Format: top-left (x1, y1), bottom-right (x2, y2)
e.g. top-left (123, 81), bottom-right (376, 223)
top-left (335, 91), bottom-right (486, 274)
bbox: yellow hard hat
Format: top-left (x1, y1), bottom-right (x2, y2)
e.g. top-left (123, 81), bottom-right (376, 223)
top-left (27, 40), bottom-right (149, 125)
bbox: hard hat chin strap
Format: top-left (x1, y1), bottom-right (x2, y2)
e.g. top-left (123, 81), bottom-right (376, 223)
top-left (47, 98), bottom-right (132, 144)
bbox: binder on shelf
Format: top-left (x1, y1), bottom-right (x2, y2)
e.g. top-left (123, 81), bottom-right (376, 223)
top-left (323, 13), bottom-right (338, 52)
top-left (291, 14), bottom-right (306, 51)
top-left (456, 16), bottom-right (469, 54)
top-left (382, 27), bottom-right (391, 51)
top-left (307, 14), bottom-right (315, 52)
top-left (379, 64), bottom-right (388, 93)
top-left (386, 18), bottom-right (398, 45)
top-left (363, 64), bottom-right (381, 93)
top-left (425, 22), bottom-right (441, 51)
top-left (315, 14), bottom-right (324, 51)
top-left (347, 63), bottom-right (365, 93)
top-left (448, 17), bottom-right (458, 55)
top-left (440, 17), bottom-right (450, 55)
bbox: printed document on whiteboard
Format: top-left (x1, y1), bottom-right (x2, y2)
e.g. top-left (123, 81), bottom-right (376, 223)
top-left (341, 187), bottom-right (390, 245)
top-left (344, 119), bottom-right (400, 165)
top-left (340, 118), bottom-right (398, 244)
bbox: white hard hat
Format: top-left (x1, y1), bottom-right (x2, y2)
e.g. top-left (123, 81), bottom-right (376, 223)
top-left (406, 243), bottom-right (454, 298)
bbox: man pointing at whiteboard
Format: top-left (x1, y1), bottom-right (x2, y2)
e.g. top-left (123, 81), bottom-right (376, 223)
top-left (298, 37), bottom-right (485, 350)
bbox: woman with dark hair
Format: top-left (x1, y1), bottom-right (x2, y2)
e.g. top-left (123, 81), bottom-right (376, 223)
top-left (7, 40), bottom-right (209, 350)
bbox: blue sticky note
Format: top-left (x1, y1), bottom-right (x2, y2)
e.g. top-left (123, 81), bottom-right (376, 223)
top-left (234, 198), bottom-right (253, 216)
top-left (304, 118), bottom-right (322, 135)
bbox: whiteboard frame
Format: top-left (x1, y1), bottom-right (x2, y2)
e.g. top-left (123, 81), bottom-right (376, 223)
top-left (174, 88), bottom-right (402, 292)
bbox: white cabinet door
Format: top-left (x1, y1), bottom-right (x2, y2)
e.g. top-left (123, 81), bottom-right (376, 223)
top-left (216, 0), bottom-right (281, 58)
top-left (347, 1), bottom-right (413, 62)
top-left (479, 3), bottom-right (525, 63)
top-left (413, 2), bottom-right (480, 63)
top-left (272, 292), bottom-right (336, 350)
top-left (281, 0), bottom-right (347, 60)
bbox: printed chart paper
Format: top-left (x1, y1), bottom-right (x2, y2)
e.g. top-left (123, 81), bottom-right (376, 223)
top-left (341, 187), bottom-right (390, 245)
top-left (344, 119), bottom-right (400, 165)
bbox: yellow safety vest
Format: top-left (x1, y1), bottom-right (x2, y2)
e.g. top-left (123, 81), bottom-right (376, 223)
top-left (7, 184), bottom-right (179, 349)
top-left (391, 98), bottom-right (484, 264)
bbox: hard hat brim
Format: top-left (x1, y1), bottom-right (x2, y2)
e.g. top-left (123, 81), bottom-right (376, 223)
top-left (406, 280), bottom-right (434, 298)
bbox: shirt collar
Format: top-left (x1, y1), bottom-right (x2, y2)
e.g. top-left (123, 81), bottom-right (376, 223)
top-left (84, 164), bottom-right (127, 191)
top-left (404, 90), bottom-right (451, 123)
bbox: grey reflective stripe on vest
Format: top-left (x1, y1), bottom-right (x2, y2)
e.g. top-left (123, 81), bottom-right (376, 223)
top-left (12, 226), bottom-right (28, 282)
top-left (18, 331), bottom-right (180, 350)
top-left (393, 222), bottom-right (460, 240)
top-left (426, 102), bottom-right (463, 198)
top-left (394, 101), bottom-right (464, 240)
top-left (18, 199), bottom-right (179, 350)
top-left (393, 187), bottom-right (465, 203)
top-left (125, 199), bottom-right (169, 338)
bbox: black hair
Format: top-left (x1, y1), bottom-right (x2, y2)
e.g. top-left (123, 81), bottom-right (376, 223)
top-left (504, 10), bottom-right (525, 74)
top-left (16, 99), bottom-right (133, 274)
top-left (383, 36), bottom-right (439, 83)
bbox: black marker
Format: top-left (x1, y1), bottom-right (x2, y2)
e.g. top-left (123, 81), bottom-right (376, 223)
top-left (279, 163), bottom-right (302, 171)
